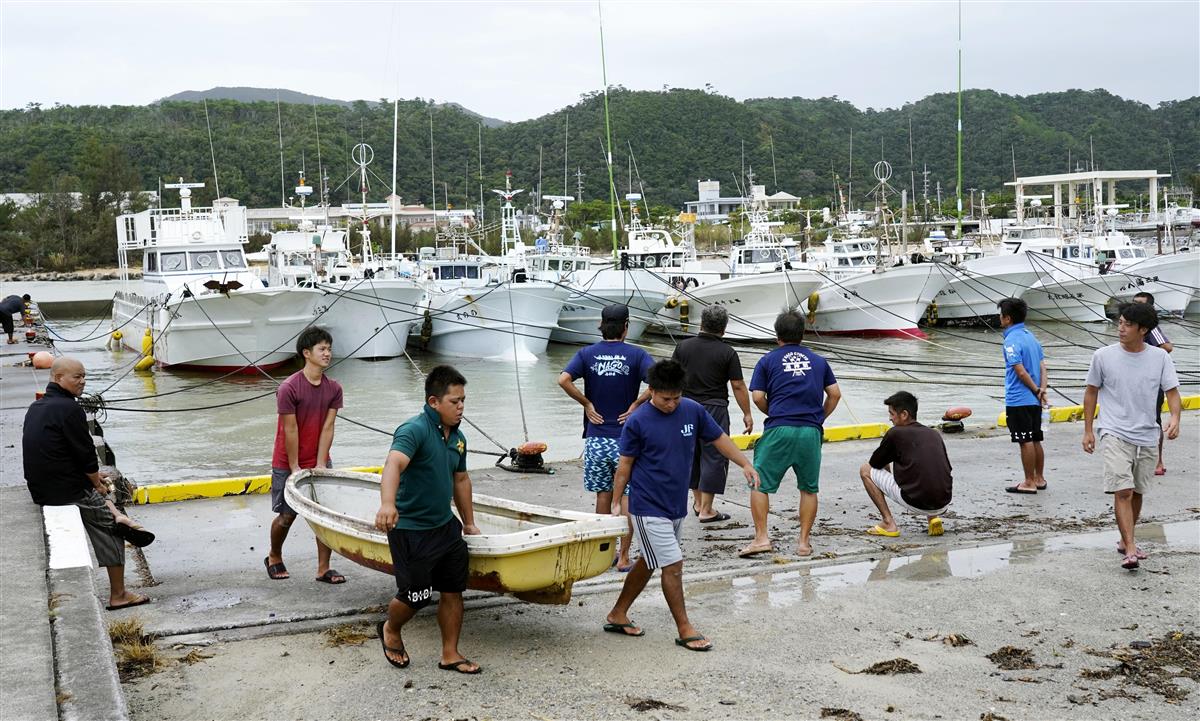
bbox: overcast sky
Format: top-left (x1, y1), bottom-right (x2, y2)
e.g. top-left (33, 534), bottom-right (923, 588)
top-left (2, 1), bottom-right (1196, 119)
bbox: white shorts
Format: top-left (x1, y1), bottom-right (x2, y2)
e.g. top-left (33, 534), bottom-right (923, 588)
top-left (1101, 434), bottom-right (1155, 495)
top-left (631, 515), bottom-right (684, 570)
top-left (868, 468), bottom-right (947, 517)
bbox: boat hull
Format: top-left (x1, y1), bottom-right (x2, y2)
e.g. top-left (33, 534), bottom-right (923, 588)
top-left (656, 270), bottom-right (825, 341)
top-left (285, 469), bottom-right (628, 603)
top-left (422, 281), bottom-right (567, 360)
top-left (1110, 252), bottom-right (1200, 314)
top-left (1022, 272), bottom-right (1117, 323)
top-left (807, 263), bottom-right (950, 337)
top-left (112, 287), bottom-right (323, 371)
top-left (551, 269), bottom-right (665, 345)
top-left (933, 255), bottom-right (1043, 324)
top-left (315, 279), bottom-right (426, 359)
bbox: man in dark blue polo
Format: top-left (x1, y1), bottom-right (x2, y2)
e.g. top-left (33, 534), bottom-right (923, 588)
top-left (374, 365), bottom-right (482, 674)
top-left (997, 298), bottom-right (1048, 494)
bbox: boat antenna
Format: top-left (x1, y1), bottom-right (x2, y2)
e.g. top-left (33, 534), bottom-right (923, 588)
top-left (276, 93), bottom-right (286, 208)
top-left (391, 95), bottom-right (399, 257)
top-left (1011, 144), bottom-right (1017, 183)
top-left (429, 109), bottom-right (437, 232)
top-left (563, 113), bottom-right (569, 196)
top-left (908, 115), bottom-right (916, 202)
top-left (203, 99), bottom-right (221, 198)
top-left (847, 128), bottom-right (854, 213)
top-left (769, 133), bottom-right (778, 193)
top-left (597, 0), bottom-right (619, 257)
top-left (627, 141), bottom-right (649, 206)
top-left (538, 144), bottom-right (544, 215)
top-left (955, 0), bottom-right (963, 239)
top-left (477, 123), bottom-right (484, 230)
top-left (312, 100), bottom-right (328, 222)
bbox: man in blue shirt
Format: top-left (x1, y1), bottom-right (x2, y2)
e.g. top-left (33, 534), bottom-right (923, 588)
top-left (558, 304), bottom-right (653, 571)
top-left (997, 298), bottom-right (1048, 494)
top-left (603, 360), bottom-right (757, 651)
top-left (743, 311), bottom-right (841, 558)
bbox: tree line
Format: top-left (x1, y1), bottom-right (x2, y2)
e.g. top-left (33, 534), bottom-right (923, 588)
top-left (0, 88), bottom-right (1196, 270)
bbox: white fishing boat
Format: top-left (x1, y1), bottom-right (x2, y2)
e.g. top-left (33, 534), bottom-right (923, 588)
top-left (286, 468), bottom-right (628, 604)
top-left (656, 186), bottom-right (823, 340)
top-left (416, 190), bottom-right (567, 360)
top-left (932, 226), bottom-right (1052, 324)
top-left (1087, 211), bottom-right (1198, 314)
top-left (803, 236), bottom-right (949, 337)
top-left (112, 181), bottom-right (323, 371)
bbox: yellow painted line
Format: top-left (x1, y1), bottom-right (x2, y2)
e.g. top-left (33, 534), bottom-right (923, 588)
top-left (732, 422), bottom-right (891, 450)
top-left (131, 466), bottom-right (382, 505)
top-left (997, 394), bottom-right (1199, 427)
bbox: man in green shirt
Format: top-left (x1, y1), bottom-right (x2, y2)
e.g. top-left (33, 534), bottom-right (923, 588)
top-left (374, 365), bottom-right (482, 674)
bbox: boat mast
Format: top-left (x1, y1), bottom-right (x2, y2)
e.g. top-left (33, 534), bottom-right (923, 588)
top-left (597, 0), bottom-right (619, 257)
top-left (390, 97), bottom-right (398, 258)
top-left (955, 0), bottom-right (963, 239)
top-left (276, 94), bottom-right (286, 208)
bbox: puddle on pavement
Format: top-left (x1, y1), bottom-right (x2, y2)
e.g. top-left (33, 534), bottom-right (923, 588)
top-left (689, 521), bottom-right (1197, 609)
top-left (175, 590), bottom-right (244, 612)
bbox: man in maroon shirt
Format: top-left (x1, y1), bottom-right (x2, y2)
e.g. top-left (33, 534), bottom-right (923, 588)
top-left (265, 327), bottom-right (346, 583)
top-left (859, 391), bottom-right (953, 537)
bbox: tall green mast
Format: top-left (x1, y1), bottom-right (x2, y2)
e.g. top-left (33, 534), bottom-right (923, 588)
top-left (956, 0), bottom-right (963, 239)
top-left (598, 1), bottom-right (619, 257)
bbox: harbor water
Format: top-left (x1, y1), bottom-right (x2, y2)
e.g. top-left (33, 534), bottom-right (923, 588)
top-left (14, 281), bottom-right (1198, 487)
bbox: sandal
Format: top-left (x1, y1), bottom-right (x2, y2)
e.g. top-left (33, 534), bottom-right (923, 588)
top-left (699, 512), bottom-right (731, 523)
top-left (264, 556), bottom-right (290, 580)
top-left (603, 622), bottom-right (644, 637)
top-left (438, 658), bottom-right (481, 674)
top-left (1121, 554), bottom-right (1140, 570)
top-left (866, 525), bottom-right (900, 537)
top-left (315, 569), bottom-right (346, 584)
top-left (738, 544), bottom-right (772, 558)
top-left (376, 620), bottom-right (409, 668)
top-left (113, 523), bottom-right (155, 548)
top-left (1117, 544), bottom-right (1148, 560)
top-left (675, 635), bottom-right (713, 652)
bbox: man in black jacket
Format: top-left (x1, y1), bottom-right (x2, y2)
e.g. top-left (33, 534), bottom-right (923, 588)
top-left (24, 357), bottom-right (155, 610)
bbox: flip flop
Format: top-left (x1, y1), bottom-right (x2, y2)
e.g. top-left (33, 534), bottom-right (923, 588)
top-left (1154, 468), bottom-right (1166, 476)
top-left (603, 622), bottom-right (645, 637)
top-left (1121, 554), bottom-right (1140, 570)
top-left (927, 517), bottom-right (944, 536)
top-left (264, 556), bottom-right (290, 580)
top-left (616, 562), bottom-right (635, 573)
top-left (1036, 482), bottom-right (1048, 490)
top-left (376, 620), bottom-right (409, 668)
top-left (675, 635), bottom-right (713, 652)
top-left (699, 512), bottom-right (731, 523)
top-left (105, 595), bottom-right (151, 611)
top-left (1117, 544), bottom-right (1148, 560)
top-left (866, 525), bottom-right (900, 537)
top-left (1004, 485), bottom-right (1038, 494)
top-left (438, 659), bottom-right (482, 674)
top-left (113, 523), bottom-right (155, 548)
top-left (738, 545), bottom-right (772, 558)
top-left (315, 569), bottom-right (346, 584)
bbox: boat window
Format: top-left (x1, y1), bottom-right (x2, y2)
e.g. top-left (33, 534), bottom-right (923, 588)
top-left (189, 251), bottom-right (218, 270)
top-left (144, 252), bottom-right (158, 272)
top-left (468, 266), bottom-right (479, 279)
top-left (548, 260), bottom-right (560, 271)
top-left (160, 252), bottom-right (186, 272)
top-left (838, 257), bottom-right (849, 266)
top-left (644, 254), bottom-right (658, 268)
top-left (1133, 248), bottom-right (1146, 257)
top-left (1118, 249), bottom-right (1132, 258)
top-left (561, 260), bottom-right (573, 272)
top-left (221, 250), bottom-right (246, 268)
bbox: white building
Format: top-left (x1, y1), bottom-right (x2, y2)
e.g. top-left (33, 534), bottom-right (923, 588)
top-left (683, 180), bottom-right (801, 222)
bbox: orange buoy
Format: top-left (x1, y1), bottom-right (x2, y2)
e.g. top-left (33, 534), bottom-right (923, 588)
top-left (517, 441), bottom-right (548, 455)
top-left (942, 406), bottom-right (973, 421)
top-left (32, 351), bottom-right (53, 369)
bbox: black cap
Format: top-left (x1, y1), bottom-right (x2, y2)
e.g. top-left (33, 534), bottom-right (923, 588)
top-left (601, 304), bottom-right (629, 323)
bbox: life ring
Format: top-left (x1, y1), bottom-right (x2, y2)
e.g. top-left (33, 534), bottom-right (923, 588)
top-left (685, 277), bottom-right (699, 289)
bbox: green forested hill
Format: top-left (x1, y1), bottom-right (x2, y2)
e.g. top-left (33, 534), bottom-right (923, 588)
top-left (0, 88), bottom-right (1196, 270)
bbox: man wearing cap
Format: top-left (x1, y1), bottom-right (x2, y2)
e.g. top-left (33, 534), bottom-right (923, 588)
top-left (558, 304), bottom-right (653, 571)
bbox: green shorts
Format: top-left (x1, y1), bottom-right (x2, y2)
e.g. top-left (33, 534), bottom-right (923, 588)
top-left (752, 425), bottom-right (822, 495)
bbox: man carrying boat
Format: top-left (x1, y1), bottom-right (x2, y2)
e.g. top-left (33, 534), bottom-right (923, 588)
top-left (603, 359), bottom-right (757, 650)
top-left (557, 303), bottom-right (653, 571)
top-left (859, 391), bottom-right (953, 537)
top-left (374, 365), bottom-right (482, 673)
top-left (997, 298), bottom-right (1049, 495)
top-left (742, 311), bottom-right (841, 558)
top-left (265, 327), bottom-right (346, 584)
top-left (23, 357), bottom-right (156, 610)
top-left (1082, 302), bottom-right (1181, 571)
top-left (671, 305), bottom-right (754, 523)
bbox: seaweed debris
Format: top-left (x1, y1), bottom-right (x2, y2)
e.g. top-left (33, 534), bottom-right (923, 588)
top-left (626, 697), bottom-right (687, 712)
top-left (986, 646), bottom-right (1037, 670)
top-left (820, 709), bottom-right (864, 720)
top-left (833, 658), bottom-right (922, 675)
top-left (1080, 631), bottom-right (1199, 702)
top-left (323, 621), bottom-right (373, 647)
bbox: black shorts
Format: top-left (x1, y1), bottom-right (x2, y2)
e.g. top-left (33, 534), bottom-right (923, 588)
top-left (1, 313), bottom-right (13, 336)
top-left (1006, 405), bottom-right (1043, 443)
top-left (387, 517), bottom-right (469, 609)
top-left (1156, 388), bottom-right (1164, 426)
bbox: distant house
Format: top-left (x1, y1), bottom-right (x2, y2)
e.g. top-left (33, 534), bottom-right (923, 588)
top-left (245, 194), bottom-right (474, 234)
top-left (683, 180), bottom-right (800, 222)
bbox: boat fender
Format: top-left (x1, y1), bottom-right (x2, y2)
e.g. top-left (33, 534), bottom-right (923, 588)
top-left (112, 329), bottom-right (123, 342)
top-left (942, 406), bottom-right (972, 421)
top-left (679, 299), bottom-right (690, 332)
top-left (664, 295), bottom-right (679, 310)
top-left (517, 441), bottom-right (548, 455)
top-left (925, 300), bottom-right (939, 326)
top-left (140, 328), bottom-right (153, 356)
top-left (134, 355), bottom-right (155, 372)
top-left (806, 291), bottom-right (819, 324)
top-left (419, 309), bottom-right (433, 349)
top-left (25, 328), bottom-right (36, 342)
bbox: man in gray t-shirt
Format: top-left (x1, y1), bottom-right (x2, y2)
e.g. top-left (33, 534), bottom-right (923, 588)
top-left (1082, 303), bottom-right (1181, 571)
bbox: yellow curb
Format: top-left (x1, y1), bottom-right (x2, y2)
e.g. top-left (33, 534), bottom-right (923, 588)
top-left (997, 394), bottom-right (1199, 427)
top-left (131, 466), bottom-right (382, 505)
top-left (732, 422), bottom-right (891, 451)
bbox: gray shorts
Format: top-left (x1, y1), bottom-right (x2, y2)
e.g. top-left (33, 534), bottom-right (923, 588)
top-left (631, 514), bottom-right (684, 570)
top-left (690, 402), bottom-right (731, 494)
top-left (270, 468), bottom-right (296, 516)
top-left (1101, 434), bottom-right (1155, 495)
top-left (74, 489), bottom-right (125, 567)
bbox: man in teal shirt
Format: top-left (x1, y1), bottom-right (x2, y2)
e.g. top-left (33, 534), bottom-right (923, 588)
top-left (374, 365), bottom-right (482, 674)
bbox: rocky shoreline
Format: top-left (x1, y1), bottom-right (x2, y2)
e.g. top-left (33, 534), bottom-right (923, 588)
top-left (1, 269), bottom-right (140, 282)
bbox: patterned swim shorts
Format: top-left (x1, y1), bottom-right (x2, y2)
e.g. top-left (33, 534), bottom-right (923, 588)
top-left (583, 436), bottom-right (626, 494)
